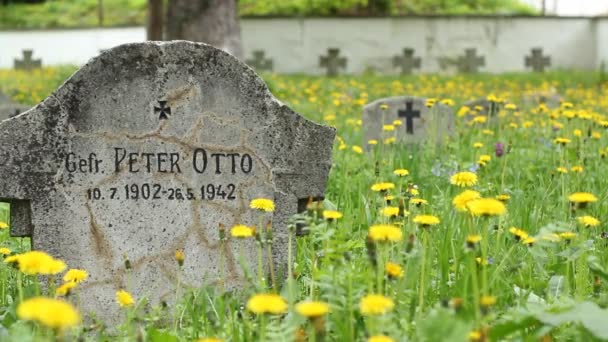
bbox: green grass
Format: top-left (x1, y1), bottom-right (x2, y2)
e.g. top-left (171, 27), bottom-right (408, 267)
top-left (0, 68), bottom-right (608, 341)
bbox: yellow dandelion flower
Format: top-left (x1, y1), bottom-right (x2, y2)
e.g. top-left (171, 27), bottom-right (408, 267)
top-left (383, 137), bottom-right (396, 145)
top-left (116, 289), bottom-right (135, 308)
top-left (246, 293), bottom-right (287, 315)
top-left (559, 232), bottom-right (576, 240)
top-left (466, 198), bottom-right (506, 217)
top-left (359, 294), bottom-right (394, 315)
top-left (393, 119), bottom-right (402, 126)
top-left (368, 139), bottom-right (378, 145)
top-left (368, 224), bottom-right (403, 242)
top-left (556, 167), bottom-right (568, 174)
top-left (250, 198), bottom-right (275, 212)
top-left (508, 227), bottom-right (529, 241)
top-left (473, 142), bottom-right (483, 148)
top-left (450, 172), bottom-right (478, 187)
top-left (482, 129), bottom-right (494, 135)
top-left (371, 182), bottom-right (395, 192)
top-left (412, 215), bottom-right (440, 227)
top-left (197, 338), bottom-right (223, 342)
top-left (441, 98), bottom-right (454, 106)
top-left (295, 301), bottom-right (330, 318)
top-left (479, 155), bottom-right (491, 163)
top-left (409, 198), bottom-right (428, 206)
top-left (381, 206), bottom-right (400, 218)
top-left (577, 215), bottom-right (600, 227)
top-left (570, 166), bottom-right (583, 173)
top-left (0, 247), bottom-right (11, 256)
top-left (496, 194), bottom-right (510, 202)
top-left (568, 192), bottom-right (598, 203)
top-left (393, 169), bottom-right (409, 177)
top-left (63, 269), bottom-right (88, 283)
top-left (522, 237), bottom-right (536, 246)
top-left (231, 224), bottom-right (254, 238)
top-left (380, 104), bottom-right (389, 110)
top-left (385, 262), bottom-right (404, 279)
top-left (480, 295), bottom-right (496, 307)
top-left (4, 251), bottom-right (66, 275)
top-left (473, 116), bottom-right (487, 123)
top-left (17, 297), bottom-right (80, 330)
top-left (469, 330), bottom-right (483, 341)
top-left (574, 129), bottom-right (582, 137)
top-left (553, 137), bottom-right (571, 145)
top-left (0, 222), bottom-right (8, 229)
top-left (369, 336), bottom-right (395, 342)
top-left (453, 190), bottom-right (481, 211)
top-left (56, 282), bottom-right (77, 297)
top-left (383, 124), bottom-right (395, 132)
top-left (352, 146), bottom-right (363, 154)
top-left (466, 234), bottom-right (482, 248)
top-left (322, 210), bottom-right (343, 220)
top-left (504, 103), bottom-right (517, 110)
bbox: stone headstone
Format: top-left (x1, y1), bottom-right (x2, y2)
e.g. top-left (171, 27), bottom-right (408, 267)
top-left (522, 90), bottom-right (562, 109)
top-left (363, 96), bottom-right (454, 145)
top-left (0, 41), bottom-right (335, 321)
top-left (0, 103), bottom-right (31, 121)
top-left (463, 98), bottom-right (501, 118)
top-left (14, 49), bottom-right (42, 71)
top-left (319, 48), bottom-right (347, 76)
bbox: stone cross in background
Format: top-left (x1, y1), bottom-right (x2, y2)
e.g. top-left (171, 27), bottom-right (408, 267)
top-left (393, 48), bottom-right (421, 75)
top-left (319, 48), bottom-right (347, 76)
top-left (0, 41), bottom-right (335, 323)
top-left (457, 48), bottom-right (485, 73)
top-left (246, 50), bottom-right (273, 72)
top-left (14, 49), bottom-right (42, 71)
top-left (525, 48), bottom-right (551, 72)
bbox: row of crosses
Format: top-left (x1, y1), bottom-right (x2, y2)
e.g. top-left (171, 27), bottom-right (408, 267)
top-left (246, 47), bottom-right (552, 75)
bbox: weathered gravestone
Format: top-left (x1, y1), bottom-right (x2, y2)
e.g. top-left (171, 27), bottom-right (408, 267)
top-left (0, 41), bottom-right (335, 321)
top-left (393, 48), bottom-right (421, 75)
top-left (522, 90), bottom-right (562, 109)
top-left (362, 96), bottom-right (454, 145)
top-left (246, 50), bottom-right (273, 72)
top-left (462, 98), bottom-right (502, 119)
top-left (457, 48), bottom-right (485, 73)
top-left (525, 48), bottom-right (551, 72)
top-left (14, 49), bottom-right (42, 71)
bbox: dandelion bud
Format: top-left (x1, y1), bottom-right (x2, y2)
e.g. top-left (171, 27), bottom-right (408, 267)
top-left (365, 236), bottom-right (377, 266)
top-left (175, 249), bottom-right (185, 267)
top-left (124, 254), bottom-right (131, 270)
top-left (406, 234), bottom-right (415, 253)
top-left (218, 223), bottom-right (226, 241)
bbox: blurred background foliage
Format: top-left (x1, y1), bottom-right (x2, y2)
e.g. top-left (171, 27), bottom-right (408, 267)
top-left (0, 0), bottom-right (538, 30)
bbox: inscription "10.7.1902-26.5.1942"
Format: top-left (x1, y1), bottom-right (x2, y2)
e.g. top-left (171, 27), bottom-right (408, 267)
top-left (66, 147), bottom-right (254, 202)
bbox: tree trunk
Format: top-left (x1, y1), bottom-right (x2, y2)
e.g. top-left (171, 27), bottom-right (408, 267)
top-left (166, 0), bottom-right (243, 59)
top-left (147, 0), bottom-right (164, 40)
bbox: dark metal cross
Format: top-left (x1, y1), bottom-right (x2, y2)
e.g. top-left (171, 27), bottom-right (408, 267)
top-left (246, 50), bottom-right (273, 72)
top-left (525, 48), bottom-right (551, 72)
top-left (398, 101), bottom-right (420, 134)
top-left (154, 100), bottom-right (171, 120)
top-left (319, 48), bottom-right (347, 77)
top-left (457, 48), bottom-right (485, 73)
top-left (14, 49), bottom-right (42, 71)
top-left (393, 48), bottom-right (421, 75)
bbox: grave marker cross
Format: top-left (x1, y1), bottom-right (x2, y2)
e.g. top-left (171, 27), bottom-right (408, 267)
top-left (393, 48), bottom-right (421, 75)
top-left (319, 48), bottom-right (347, 77)
top-left (458, 48), bottom-right (485, 73)
top-left (398, 101), bottom-right (420, 134)
top-left (525, 48), bottom-right (551, 72)
top-left (246, 50), bottom-right (273, 72)
top-left (14, 50), bottom-right (42, 71)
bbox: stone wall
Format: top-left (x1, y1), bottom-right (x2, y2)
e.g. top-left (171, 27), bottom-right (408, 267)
top-left (1, 16), bottom-right (606, 73)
